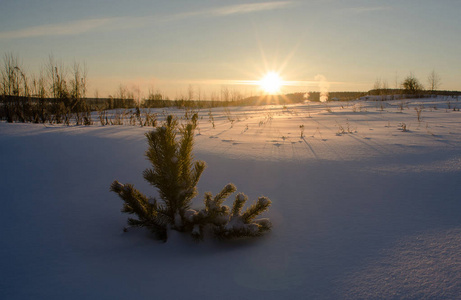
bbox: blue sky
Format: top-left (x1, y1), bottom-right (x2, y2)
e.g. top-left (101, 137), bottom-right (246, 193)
top-left (1, 0), bottom-right (460, 98)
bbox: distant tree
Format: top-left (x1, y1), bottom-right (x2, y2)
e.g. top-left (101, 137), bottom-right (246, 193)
top-left (373, 77), bottom-right (389, 95)
top-left (210, 91), bottom-right (219, 102)
top-left (231, 88), bottom-right (243, 101)
top-left (111, 114), bottom-right (272, 241)
top-left (47, 55), bottom-right (69, 100)
top-left (401, 74), bottom-right (424, 94)
top-left (187, 84), bottom-right (194, 101)
top-left (197, 86), bottom-right (201, 101)
top-left (394, 72), bottom-right (400, 89)
top-left (1, 53), bottom-right (30, 97)
top-left (70, 62), bottom-right (87, 101)
top-left (221, 86), bottom-right (230, 101)
top-left (1, 53), bottom-right (31, 122)
top-left (427, 70), bottom-right (441, 92)
top-left (147, 86), bottom-right (164, 101)
top-left (382, 80), bottom-right (389, 92)
top-left (373, 77), bottom-right (382, 92)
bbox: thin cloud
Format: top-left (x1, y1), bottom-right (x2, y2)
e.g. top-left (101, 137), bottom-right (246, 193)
top-left (0, 17), bottom-right (121, 40)
top-left (212, 1), bottom-right (293, 16)
top-left (0, 2), bottom-right (294, 40)
top-left (169, 1), bottom-right (293, 21)
top-left (344, 6), bottom-right (393, 14)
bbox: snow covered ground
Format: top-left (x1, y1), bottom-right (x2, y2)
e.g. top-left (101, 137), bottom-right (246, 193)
top-left (1, 98), bottom-right (461, 299)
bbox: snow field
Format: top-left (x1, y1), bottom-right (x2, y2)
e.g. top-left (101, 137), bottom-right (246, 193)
top-left (1, 98), bottom-right (460, 299)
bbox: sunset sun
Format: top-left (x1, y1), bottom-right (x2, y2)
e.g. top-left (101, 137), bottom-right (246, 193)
top-left (259, 71), bottom-right (283, 94)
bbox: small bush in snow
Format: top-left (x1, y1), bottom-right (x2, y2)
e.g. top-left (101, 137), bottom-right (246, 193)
top-left (111, 114), bottom-right (272, 242)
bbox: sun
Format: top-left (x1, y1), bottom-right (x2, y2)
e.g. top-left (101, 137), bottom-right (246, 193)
top-left (259, 71), bottom-right (283, 94)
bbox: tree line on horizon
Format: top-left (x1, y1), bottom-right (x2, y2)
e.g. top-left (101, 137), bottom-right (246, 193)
top-left (369, 71), bottom-right (461, 97)
top-left (1, 53), bottom-right (459, 125)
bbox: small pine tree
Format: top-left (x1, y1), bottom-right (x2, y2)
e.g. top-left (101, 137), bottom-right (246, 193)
top-left (111, 114), bottom-right (272, 241)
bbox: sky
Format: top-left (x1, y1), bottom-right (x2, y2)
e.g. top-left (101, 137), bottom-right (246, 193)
top-left (1, 0), bottom-right (460, 99)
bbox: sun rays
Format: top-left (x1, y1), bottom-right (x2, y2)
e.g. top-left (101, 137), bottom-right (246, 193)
top-left (258, 71), bottom-right (284, 94)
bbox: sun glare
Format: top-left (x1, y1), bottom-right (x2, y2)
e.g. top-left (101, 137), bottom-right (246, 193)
top-left (259, 71), bottom-right (283, 94)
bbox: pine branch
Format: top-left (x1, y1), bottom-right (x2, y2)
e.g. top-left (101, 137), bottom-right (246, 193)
top-left (191, 161), bottom-right (206, 187)
top-left (213, 183), bottom-right (237, 206)
top-left (215, 195), bottom-right (272, 239)
top-left (111, 180), bottom-right (168, 239)
top-left (241, 197), bottom-right (271, 223)
top-left (110, 181), bottom-right (154, 220)
top-left (204, 192), bottom-right (213, 211)
top-left (232, 193), bottom-right (247, 216)
top-left (178, 123), bottom-right (194, 183)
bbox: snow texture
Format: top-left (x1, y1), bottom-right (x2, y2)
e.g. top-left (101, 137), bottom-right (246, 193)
top-left (174, 211), bottom-right (183, 228)
top-left (237, 193), bottom-right (246, 201)
top-left (184, 209), bottom-right (198, 222)
top-left (1, 98), bottom-right (461, 299)
top-left (192, 224), bottom-right (201, 235)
